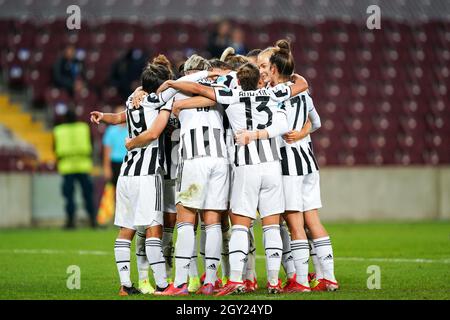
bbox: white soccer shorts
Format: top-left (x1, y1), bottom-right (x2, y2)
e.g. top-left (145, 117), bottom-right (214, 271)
top-left (283, 171), bottom-right (322, 212)
top-left (163, 179), bottom-right (177, 214)
top-left (114, 174), bottom-right (164, 230)
top-left (176, 157), bottom-right (229, 210)
top-left (230, 160), bottom-right (285, 219)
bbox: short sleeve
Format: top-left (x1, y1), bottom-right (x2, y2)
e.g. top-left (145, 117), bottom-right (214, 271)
top-left (161, 97), bottom-right (174, 112)
top-left (213, 87), bottom-right (240, 105)
top-left (270, 83), bottom-right (292, 103)
top-left (141, 93), bottom-right (165, 109)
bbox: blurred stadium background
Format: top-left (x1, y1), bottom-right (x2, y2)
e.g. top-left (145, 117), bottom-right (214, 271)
top-left (0, 0), bottom-right (449, 227)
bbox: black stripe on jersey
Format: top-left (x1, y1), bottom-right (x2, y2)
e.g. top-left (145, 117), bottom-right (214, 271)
top-left (299, 147), bottom-right (312, 174)
top-left (291, 147), bottom-right (304, 176)
top-left (269, 138), bottom-right (280, 161)
top-left (302, 95), bottom-right (307, 128)
top-left (181, 134), bottom-right (187, 160)
top-left (148, 147), bottom-right (158, 175)
top-left (203, 126), bottom-right (210, 156)
top-left (134, 148), bottom-right (146, 176)
top-left (258, 140), bottom-right (267, 162)
top-left (244, 145), bottom-right (251, 165)
top-left (190, 128), bottom-right (197, 158)
top-left (123, 151), bottom-right (138, 176)
top-left (164, 133), bottom-right (172, 179)
top-left (155, 176), bottom-right (159, 211)
top-left (234, 145), bottom-right (239, 166)
top-left (280, 147), bottom-right (289, 175)
top-left (308, 142), bottom-right (319, 171)
top-left (213, 128), bottom-right (223, 158)
top-left (291, 96), bottom-right (301, 130)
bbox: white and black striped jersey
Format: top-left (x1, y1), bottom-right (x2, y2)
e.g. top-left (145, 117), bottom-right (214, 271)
top-left (120, 92), bottom-right (170, 177)
top-left (162, 111), bottom-right (180, 180)
top-left (213, 83), bottom-right (291, 166)
top-left (167, 78), bottom-right (227, 161)
top-left (279, 83), bottom-right (319, 176)
top-left (213, 71), bottom-right (240, 163)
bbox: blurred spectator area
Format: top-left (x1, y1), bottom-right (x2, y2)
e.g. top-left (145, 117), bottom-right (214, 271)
top-left (0, 123), bottom-right (38, 171)
top-left (0, 16), bottom-right (449, 166)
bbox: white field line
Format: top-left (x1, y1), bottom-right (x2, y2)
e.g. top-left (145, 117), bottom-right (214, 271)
top-left (0, 249), bottom-right (449, 264)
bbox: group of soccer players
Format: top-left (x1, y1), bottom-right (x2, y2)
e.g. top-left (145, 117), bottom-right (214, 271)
top-left (90, 39), bottom-right (339, 296)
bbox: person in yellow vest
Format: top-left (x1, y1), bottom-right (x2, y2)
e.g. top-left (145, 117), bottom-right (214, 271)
top-left (54, 110), bottom-right (96, 229)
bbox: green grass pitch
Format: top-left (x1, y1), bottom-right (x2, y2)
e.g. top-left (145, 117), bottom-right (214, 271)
top-left (0, 221), bottom-right (449, 300)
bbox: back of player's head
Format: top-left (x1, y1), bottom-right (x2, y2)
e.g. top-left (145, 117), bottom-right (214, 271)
top-left (209, 58), bottom-right (232, 71)
top-left (247, 49), bottom-right (262, 59)
top-left (151, 54), bottom-right (174, 79)
top-left (141, 54), bottom-right (173, 93)
top-left (184, 54), bottom-right (211, 73)
top-left (270, 39), bottom-right (295, 78)
top-left (237, 63), bottom-right (260, 91)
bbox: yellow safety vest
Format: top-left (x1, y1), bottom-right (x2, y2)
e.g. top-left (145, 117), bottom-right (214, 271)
top-left (54, 122), bottom-right (93, 174)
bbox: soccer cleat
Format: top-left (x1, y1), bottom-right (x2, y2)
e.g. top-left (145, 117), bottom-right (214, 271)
top-left (118, 284), bottom-right (141, 296)
top-left (267, 279), bottom-right (283, 294)
top-left (196, 283), bottom-right (215, 295)
top-left (282, 274), bottom-right (296, 289)
top-left (188, 276), bottom-right (201, 293)
top-left (221, 276), bottom-right (229, 286)
top-left (156, 283), bottom-right (189, 296)
top-left (244, 279), bottom-right (256, 293)
top-left (153, 285), bottom-right (170, 295)
top-left (311, 278), bottom-right (339, 292)
top-left (283, 281), bottom-right (311, 293)
top-left (215, 281), bottom-right (246, 296)
top-left (138, 279), bottom-right (155, 294)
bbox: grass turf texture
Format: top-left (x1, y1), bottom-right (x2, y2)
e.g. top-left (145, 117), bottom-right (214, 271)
top-left (0, 221), bottom-right (449, 300)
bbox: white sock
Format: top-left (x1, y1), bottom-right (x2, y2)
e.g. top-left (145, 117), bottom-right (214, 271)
top-left (221, 224), bottom-right (231, 279)
top-left (229, 225), bottom-right (249, 283)
top-left (114, 239), bottom-right (132, 287)
top-left (162, 226), bottom-right (174, 278)
top-left (245, 225), bottom-right (256, 281)
top-left (204, 223), bottom-right (222, 285)
top-left (313, 236), bottom-right (336, 282)
top-left (309, 239), bottom-right (323, 279)
top-left (291, 240), bottom-right (310, 286)
top-left (263, 225), bottom-right (283, 286)
top-left (189, 224), bottom-right (199, 279)
top-left (135, 230), bottom-right (149, 281)
top-left (145, 237), bottom-right (168, 289)
top-left (200, 222), bottom-right (206, 269)
top-left (174, 223), bottom-right (195, 287)
top-left (280, 223), bottom-right (295, 279)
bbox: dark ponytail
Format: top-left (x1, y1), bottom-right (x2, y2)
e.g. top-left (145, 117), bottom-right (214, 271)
top-left (269, 39), bottom-right (295, 78)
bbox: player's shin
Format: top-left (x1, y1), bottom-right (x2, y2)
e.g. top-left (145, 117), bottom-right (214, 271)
top-left (204, 223), bottom-right (222, 285)
top-left (162, 226), bottom-right (174, 279)
top-left (114, 239), bottom-right (132, 287)
top-left (313, 236), bottom-right (337, 282)
top-left (145, 236), bottom-right (168, 289)
top-left (174, 222), bottom-right (196, 287)
top-left (263, 224), bottom-right (283, 286)
top-left (135, 230), bottom-right (149, 281)
top-left (291, 240), bottom-right (310, 286)
top-left (229, 225), bottom-right (249, 283)
top-left (280, 223), bottom-right (295, 279)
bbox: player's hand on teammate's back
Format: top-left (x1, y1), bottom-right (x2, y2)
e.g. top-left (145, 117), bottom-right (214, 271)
top-left (90, 111), bottom-right (103, 124)
top-left (235, 130), bottom-right (258, 146)
top-left (282, 130), bottom-right (302, 144)
top-left (132, 90), bottom-right (147, 108)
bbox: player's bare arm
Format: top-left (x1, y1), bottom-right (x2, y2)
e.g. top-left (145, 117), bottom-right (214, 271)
top-left (282, 118), bottom-right (312, 144)
top-left (172, 96), bottom-right (216, 117)
top-left (90, 110), bottom-right (126, 125)
top-left (167, 81), bottom-right (217, 101)
top-left (125, 110), bottom-right (171, 150)
top-left (288, 74), bottom-right (309, 96)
